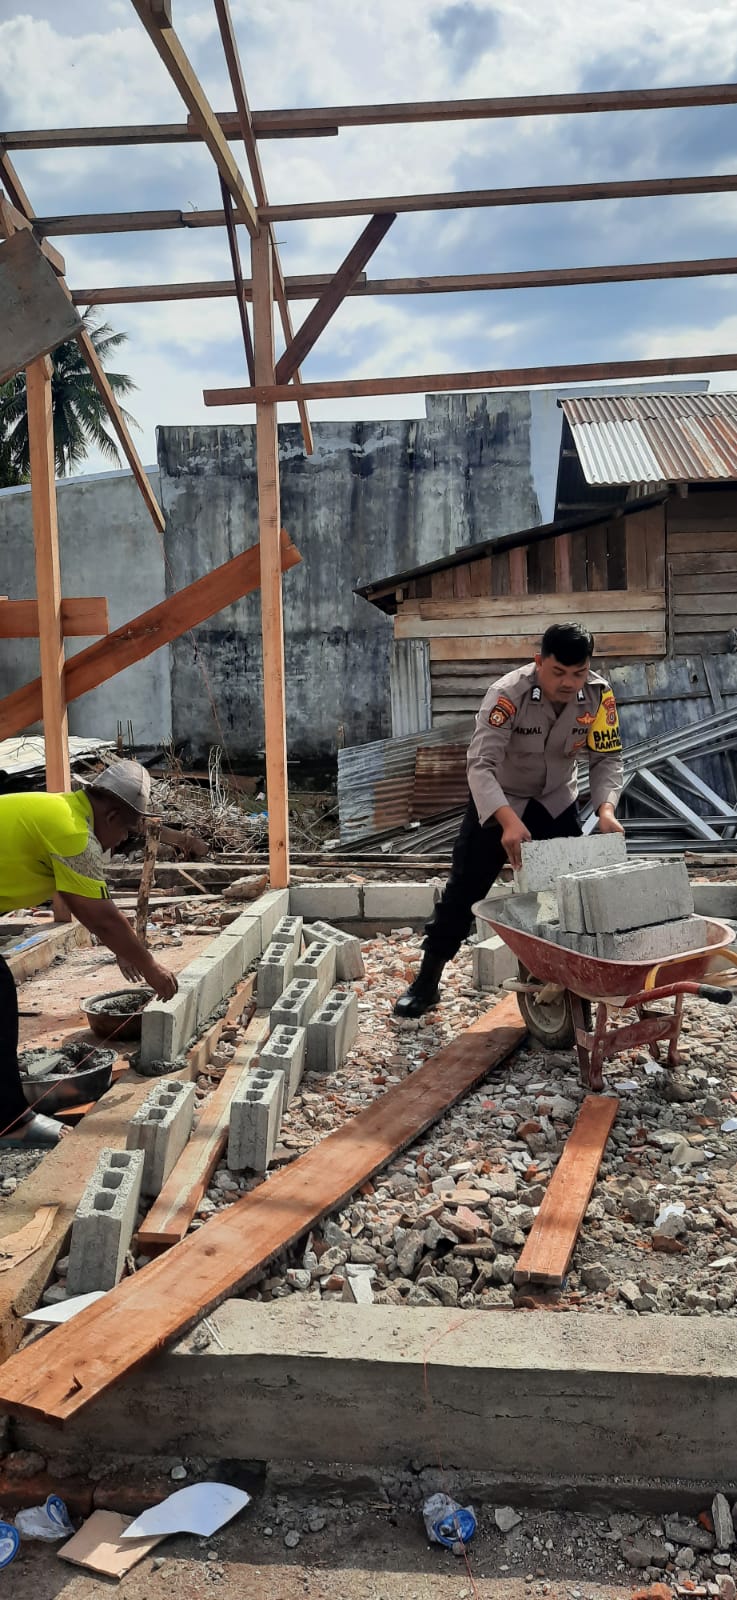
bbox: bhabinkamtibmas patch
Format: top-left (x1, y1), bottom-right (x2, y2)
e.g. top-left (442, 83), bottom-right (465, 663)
top-left (587, 690), bottom-right (621, 753)
top-left (489, 693), bottom-right (516, 728)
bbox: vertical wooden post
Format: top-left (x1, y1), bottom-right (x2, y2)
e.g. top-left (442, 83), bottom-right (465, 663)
top-left (26, 355), bottom-right (70, 793)
top-left (251, 231), bottom-right (289, 886)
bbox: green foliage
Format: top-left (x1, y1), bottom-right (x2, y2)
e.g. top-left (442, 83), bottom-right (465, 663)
top-left (0, 309), bottom-right (138, 485)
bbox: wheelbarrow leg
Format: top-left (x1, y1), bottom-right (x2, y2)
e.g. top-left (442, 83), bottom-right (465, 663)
top-left (587, 1002), bottom-right (609, 1092)
top-left (569, 993), bottom-right (593, 1089)
top-left (666, 992), bottom-right (685, 1071)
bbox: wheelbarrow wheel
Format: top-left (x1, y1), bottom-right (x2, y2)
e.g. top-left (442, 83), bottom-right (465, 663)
top-left (516, 965), bottom-right (591, 1050)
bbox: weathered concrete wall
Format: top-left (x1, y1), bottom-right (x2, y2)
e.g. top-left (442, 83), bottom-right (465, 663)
top-left (0, 467), bottom-right (171, 748)
top-left (159, 392), bottom-right (545, 761)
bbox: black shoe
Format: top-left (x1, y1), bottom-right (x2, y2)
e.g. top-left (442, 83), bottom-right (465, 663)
top-left (393, 958), bottom-right (444, 1019)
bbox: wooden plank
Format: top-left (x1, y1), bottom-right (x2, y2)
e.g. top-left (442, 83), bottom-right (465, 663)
top-left (668, 530), bottom-right (737, 554)
top-left (645, 505), bottom-right (666, 588)
top-left (129, 1), bottom-right (257, 236)
top-left (467, 556), bottom-right (493, 597)
top-left (219, 178), bottom-right (254, 384)
top-left (135, 821), bottom-right (161, 943)
top-left (395, 610), bottom-right (665, 638)
top-left (673, 591), bottom-right (737, 614)
top-left (554, 534), bottom-right (573, 593)
top-left (0, 532), bottom-right (301, 741)
top-left (669, 554), bottom-right (737, 578)
top-left (491, 552), bottom-right (510, 595)
top-left (674, 631), bottom-right (732, 656)
top-left (261, 172), bottom-right (737, 224)
top-left (0, 996), bottom-right (525, 1424)
top-left (138, 1012), bottom-right (270, 1251)
top-left (667, 491), bottom-right (737, 525)
top-left (0, 598), bottom-right (109, 638)
top-left (429, 632), bottom-right (666, 661)
top-left (26, 355), bottom-right (70, 792)
top-left (606, 521), bottom-right (627, 590)
top-left (431, 568), bottom-right (455, 600)
top-left (513, 1096), bottom-right (618, 1288)
top-left (453, 564), bottom-right (472, 599)
top-left (625, 515), bottom-right (648, 587)
top-left (586, 524), bottom-right (608, 591)
top-left (252, 231), bottom-right (289, 889)
top-left (0, 231), bottom-right (80, 382)
top-left (6, 921), bottom-right (89, 983)
top-left (203, 352), bottom-right (737, 407)
top-left (673, 612), bottom-right (737, 632)
top-left (71, 273), bottom-right (363, 305)
top-left (275, 213), bottom-right (396, 385)
top-left (508, 547), bottom-right (528, 595)
top-left (185, 974), bottom-right (255, 1076)
top-left (396, 589), bottom-right (663, 620)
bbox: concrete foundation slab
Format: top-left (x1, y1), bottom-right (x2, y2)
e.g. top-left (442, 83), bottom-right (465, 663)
top-left (66, 1149), bottom-right (144, 1296)
top-left (126, 1080), bottom-right (196, 1197)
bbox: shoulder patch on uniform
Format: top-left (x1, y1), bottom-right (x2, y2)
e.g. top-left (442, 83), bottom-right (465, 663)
top-left (489, 697), bottom-right (514, 728)
top-left (531, 685), bottom-right (542, 703)
top-left (587, 688), bottom-right (622, 754)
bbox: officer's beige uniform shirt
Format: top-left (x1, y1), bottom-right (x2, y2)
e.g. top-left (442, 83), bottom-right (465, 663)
top-left (467, 662), bottom-right (624, 826)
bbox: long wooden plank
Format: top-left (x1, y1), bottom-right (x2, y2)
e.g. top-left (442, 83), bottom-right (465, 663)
top-left (670, 553), bottom-right (737, 577)
top-left (673, 591), bottom-right (737, 614)
top-left (275, 213), bottom-right (396, 384)
top-left (513, 1096), bottom-right (618, 1288)
top-left (0, 531), bottom-right (301, 741)
top-left (396, 610), bottom-right (665, 639)
top-left (399, 589), bottom-right (663, 620)
top-left (26, 355), bottom-right (70, 791)
top-left (668, 530), bottom-right (737, 554)
top-left (0, 598), bottom-right (109, 638)
top-left (138, 1011), bottom-right (270, 1251)
top-left (71, 273), bottom-right (363, 304)
top-left (428, 632), bottom-right (666, 662)
top-left (204, 352), bottom-right (737, 407)
top-left (0, 994), bottom-right (525, 1425)
top-left (674, 612), bottom-right (737, 633)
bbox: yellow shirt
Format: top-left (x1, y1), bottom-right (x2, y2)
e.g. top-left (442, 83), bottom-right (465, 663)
top-left (0, 789), bottom-right (109, 913)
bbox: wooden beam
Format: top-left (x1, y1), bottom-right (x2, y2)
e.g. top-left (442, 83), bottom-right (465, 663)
top-left (0, 598), bottom-right (109, 638)
top-left (219, 177), bottom-right (255, 383)
top-left (397, 610), bottom-right (666, 637)
top-left (0, 531), bottom-right (301, 741)
top-left (0, 995), bottom-right (524, 1425)
top-left (0, 123), bottom-right (338, 150)
top-left (252, 232), bottom-right (289, 888)
top-left (513, 1096), bottom-right (618, 1288)
top-left (428, 632), bottom-right (666, 661)
top-left (70, 256), bottom-right (737, 304)
top-left (399, 589), bottom-right (664, 620)
top-left (261, 171), bottom-right (737, 224)
top-left (26, 355), bottom-right (70, 792)
top-left (274, 213), bottom-right (396, 385)
top-left (138, 1008), bottom-right (269, 1251)
top-left (1, 152), bottom-right (166, 535)
top-left (128, 0), bottom-right (258, 237)
top-left (212, 0), bottom-right (313, 454)
top-left (203, 350), bottom-right (737, 407)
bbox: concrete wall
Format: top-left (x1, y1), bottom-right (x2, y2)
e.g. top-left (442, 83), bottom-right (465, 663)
top-left (0, 466), bottom-right (171, 748)
top-left (159, 392), bottom-right (547, 761)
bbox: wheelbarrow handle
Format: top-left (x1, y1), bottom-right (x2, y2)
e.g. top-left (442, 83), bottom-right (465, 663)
top-left (697, 983), bottom-right (733, 1005)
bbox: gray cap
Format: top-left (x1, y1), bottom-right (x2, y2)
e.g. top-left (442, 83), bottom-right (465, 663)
top-left (87, 759), bottom-right (153, 816)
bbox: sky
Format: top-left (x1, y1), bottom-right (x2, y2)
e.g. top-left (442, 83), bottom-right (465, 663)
top-left (2, 0), bottom-right (737, 473)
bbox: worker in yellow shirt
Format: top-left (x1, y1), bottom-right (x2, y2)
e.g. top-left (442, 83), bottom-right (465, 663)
top-left (0, 760), bottom-right (178, 1149)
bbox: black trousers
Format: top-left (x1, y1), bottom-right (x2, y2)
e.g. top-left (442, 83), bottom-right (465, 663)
top-left (423, 795), bottom-right (582, 963)
top-left (0, 953), bottom-right (29, 1134)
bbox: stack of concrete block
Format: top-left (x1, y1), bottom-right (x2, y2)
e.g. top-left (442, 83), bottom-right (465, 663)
top-left (257, 937), bottom-right (297, 1008)
top-left (515, 834), bottom-right (627, 894)
top-left (67, 1148), bottom-right (144, 1295)
top-left (259, 1024), bottom-right (306, 1105)
top-left (228, 1064), bottom-right (285, 1172)
top-left (294, 940), bottom-right (337, 1004)
top-left (554, 857), bottom-right (705, 961)
top-left (303, 920), bottom-right (364, 980)
top-left (271, 975), bottom-right (320, 1028)
top-left (126, 1079), bottom-right (196, 1197)
top-left (306, 988), bottom-right (359, 1071)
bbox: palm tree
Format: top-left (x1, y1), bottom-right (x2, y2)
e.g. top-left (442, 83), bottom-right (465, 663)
top-left (0, 309), bottom-right (139, 483)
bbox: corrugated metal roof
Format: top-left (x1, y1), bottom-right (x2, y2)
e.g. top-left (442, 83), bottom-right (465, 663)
top-left (562, 392), bottom-right (737, 486)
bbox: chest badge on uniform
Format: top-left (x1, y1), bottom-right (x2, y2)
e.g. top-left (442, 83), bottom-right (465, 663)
top-left (576, 711), bottom-right (595, 726)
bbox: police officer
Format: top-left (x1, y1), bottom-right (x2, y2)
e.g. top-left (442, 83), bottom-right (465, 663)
top-left (394, 622), bottom-right (624, 1018)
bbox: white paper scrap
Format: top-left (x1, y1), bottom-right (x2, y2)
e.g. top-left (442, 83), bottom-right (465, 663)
top-left (721, 1118), bottom-right (737, 1133)
top-left (23, 1292), bottom-right (105, 1325)
top-left (121, 1483), bottom-right (251, 1541)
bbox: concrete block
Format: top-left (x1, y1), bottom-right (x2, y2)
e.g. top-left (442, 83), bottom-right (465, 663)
top-left (66, 1148), bottom-right (145, 1295)
top-left (303, 921), bottom-right (365, 981)
top-left (557, 873), bottom-right (587, 933)
top-left (515, 834), bottom-right (627, 894)
top-left (140, 980), bottom-right (198, 1066)
top-left (305, 988), bottom-right (359, 1072)
top-left (256, 939), bottom-right (296, 1008)
top-left (580, 859), bottom-right (693, 935)
top-left (140, 924), bottom-right (250, 1065)
top-left (294, 940), bottom-right (338, 1005)
top-left (692, 882), bottom-right (737, 918)
top-left (289, 883), bottom-right (361, 920)
top-left (248, 888), bottom-right (290, 948)
top-left (272, 915), bottom-right (303, 954)
top-left (595, 916), bottom-right (707, 962)
top-left (221, 909), bottom-right (263, 966)
top-left (228, 1067), bottom-right (283, 1172)
top-left (126, 1079), bottom-right (196, 1197)
top-left (259, 1024), bottom-right (307, 1105)
top-left (472, 935), bottom-right (519, 992)
top-left (363, 882), bottom-right (439, 921)
top-left (270, 976), bottom-right (320, 1029)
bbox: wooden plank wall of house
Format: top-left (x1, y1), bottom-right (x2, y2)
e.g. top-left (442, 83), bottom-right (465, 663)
top-left (666, 488), bottom-right (737, 657)
top-left (391, 501), bottom-right (667, 725)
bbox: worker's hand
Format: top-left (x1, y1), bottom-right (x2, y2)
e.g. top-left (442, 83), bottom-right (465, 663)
top-left (496, 808), bottom-right (532, 871)
top-left (146, 961), bottom-right (179, 1001)
top-left (117, 957), bottom-right (144, 983)
top-left (596, 803), bottom-right (625, 836)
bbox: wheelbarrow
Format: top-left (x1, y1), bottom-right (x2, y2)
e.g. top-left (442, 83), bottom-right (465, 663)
top-left (473, 899), bottom-right (737, 1091)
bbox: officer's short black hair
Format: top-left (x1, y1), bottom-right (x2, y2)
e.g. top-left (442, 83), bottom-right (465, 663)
top-left (540, 622), bottom-right (594, 665)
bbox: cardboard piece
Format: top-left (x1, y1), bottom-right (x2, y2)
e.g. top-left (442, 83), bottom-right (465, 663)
top-left (58, 1510), bottom-right (165, 1577)
top-left (0, 1206), bottom-right (58, 1273)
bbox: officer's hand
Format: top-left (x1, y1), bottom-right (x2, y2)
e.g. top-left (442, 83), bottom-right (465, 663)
top-left (596, 803), bottom-right (625, 836)
top-left (499, 811), bottom-right (532, 870)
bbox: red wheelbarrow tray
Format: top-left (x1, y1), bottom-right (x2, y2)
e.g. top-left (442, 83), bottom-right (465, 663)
top-left (474, 904), bottom-right (737, 1008)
